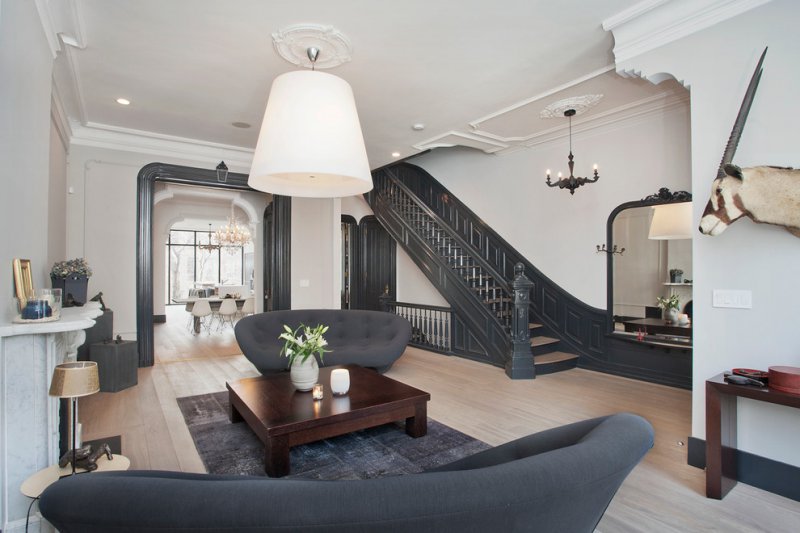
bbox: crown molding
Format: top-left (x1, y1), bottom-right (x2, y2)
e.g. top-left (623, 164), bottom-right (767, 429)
top-left (516, 91), bottom-right (689, 151)
top-left (50, 82), bottom-right (72, 152)
top-left (603, 0), bottom-right (772, 64)
top-left (69, 121), bottom-right (255, 169)
top-left (416, 90), bottom-right (688, 156)
top-left (469, 65), bottom-right (616, 130)
top-left (34, 0), bottom-right (86, 58)
top-left (413, 131), bottom-right (508, 154)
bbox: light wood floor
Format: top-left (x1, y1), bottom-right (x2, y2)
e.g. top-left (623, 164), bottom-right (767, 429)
top-left (80, 306), bottom-right (800, 532)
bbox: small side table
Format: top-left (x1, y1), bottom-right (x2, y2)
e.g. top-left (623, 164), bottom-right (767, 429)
top-left (21, 453), bottom-right (130, 499)
top-left (705, 374), bottom-right (800, 499)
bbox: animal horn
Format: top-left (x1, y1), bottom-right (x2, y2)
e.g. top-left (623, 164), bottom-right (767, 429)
top-left (716, 47), bottom-right (767, 179)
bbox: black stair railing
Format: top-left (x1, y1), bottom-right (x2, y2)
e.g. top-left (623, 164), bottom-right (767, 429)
top-left (369, 170), bottom-right (515, 367)
top-left (372, 163), bottom-right (607, 365)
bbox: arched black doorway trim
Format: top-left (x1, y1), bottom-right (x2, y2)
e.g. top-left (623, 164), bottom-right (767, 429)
top-left (135, 162), bottom-right (290, 367)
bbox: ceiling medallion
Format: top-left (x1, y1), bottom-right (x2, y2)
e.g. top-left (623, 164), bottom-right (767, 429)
top-left (539, 94), bottom-right (603, 119)
top-left (272, 24), bottom-right (352, 69)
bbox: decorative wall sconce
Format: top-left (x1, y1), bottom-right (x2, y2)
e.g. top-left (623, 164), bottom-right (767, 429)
top-left (216, 161), bottom-right (229, 183)
top-left (596, 244), bottom-right (624, 255)
top-left (545, 109), bottom-right (599, 195)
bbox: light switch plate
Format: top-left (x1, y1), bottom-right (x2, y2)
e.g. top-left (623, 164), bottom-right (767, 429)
top-left (712, 289), bottom-right (752, 309)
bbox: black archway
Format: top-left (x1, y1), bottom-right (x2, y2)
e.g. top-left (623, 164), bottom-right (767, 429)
top-left (135, 163), bottom-right (290, 366)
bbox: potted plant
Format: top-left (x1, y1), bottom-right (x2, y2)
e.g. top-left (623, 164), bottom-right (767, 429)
top-left (279, 324), bottom-right (331, 391)
top-left (656, 294), bottom-right (680, 324)
top-left (50, 258), bottom-right (92, 307)
top-left (669, 268), bottom-right (684, 283)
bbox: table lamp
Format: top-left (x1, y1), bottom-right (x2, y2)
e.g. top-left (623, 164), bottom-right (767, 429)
top-left (49, 361), bottom-right (100, 475)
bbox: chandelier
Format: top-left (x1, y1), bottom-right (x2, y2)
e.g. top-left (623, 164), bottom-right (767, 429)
top-left (215, 205), bottom-right (251, 251)
top-left (545, 109), bottom-right (599, 195)
top-left (198, 224), bottom-right (220, 251)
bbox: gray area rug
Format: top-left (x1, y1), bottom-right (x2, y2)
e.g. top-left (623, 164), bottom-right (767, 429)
top-left (177, 391), bottom-right (490, 480)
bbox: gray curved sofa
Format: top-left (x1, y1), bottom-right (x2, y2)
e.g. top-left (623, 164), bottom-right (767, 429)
top-left (39, 413), bottom-right (653, 533)
top-left (234, 309), bottom-right (412, 374)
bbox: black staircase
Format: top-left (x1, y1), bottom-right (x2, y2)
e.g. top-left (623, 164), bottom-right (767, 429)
top-left (368, 165), bottom-right (578, 377)
top-left (367, 163), bottom-right (692, 389)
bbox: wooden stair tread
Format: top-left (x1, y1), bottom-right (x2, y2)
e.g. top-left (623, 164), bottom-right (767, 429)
top-left (529, 323), bottom-right (543, 329)
top-left (534, 351), bottom-right (579, 365)
top-left (530, 336), bottom-right (559, 347)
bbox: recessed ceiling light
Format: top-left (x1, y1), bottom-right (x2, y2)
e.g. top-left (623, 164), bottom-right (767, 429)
top-left (391, 152), bottom-right (401, 158)
top-left (231, 121), bottom-right (251, 129)
top-left (412, 123), bottom-right (425, 131)
top-left (116, 98), bottom-right (131, 106)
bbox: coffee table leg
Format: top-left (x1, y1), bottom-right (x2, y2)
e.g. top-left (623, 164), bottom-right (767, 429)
top-left (405, 402), bottom-right (427, 438)
top-left (229, 401), bottom-right (243, 424)
top-left (265, 435), bottom-right (290, 477)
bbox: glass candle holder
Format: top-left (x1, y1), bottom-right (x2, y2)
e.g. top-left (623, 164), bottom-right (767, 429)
top-left (331, 369), bottom-right (350, 396)
top-left (312, 383), bottom-right (324, 400)
top-left (41, 288), bottom-right (62, 318)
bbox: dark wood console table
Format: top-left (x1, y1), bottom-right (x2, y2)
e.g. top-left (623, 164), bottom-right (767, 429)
top-left (705, 373), bottom-right (800, 499)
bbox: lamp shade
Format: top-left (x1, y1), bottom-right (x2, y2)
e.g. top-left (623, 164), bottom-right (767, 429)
top-left (49, 361), bottom-right (100, 398)
top-left (649, 202), bottom-right (692, 240)
top-left (248, 70), bottom-right (372, 197)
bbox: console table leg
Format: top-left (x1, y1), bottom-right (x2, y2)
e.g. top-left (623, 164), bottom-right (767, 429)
top-left (706, 382), bottom-right (738, 498)
top-left (265, 435), bottom-right (290, 477)
top-left (406, 403), bottom-right (427, 438)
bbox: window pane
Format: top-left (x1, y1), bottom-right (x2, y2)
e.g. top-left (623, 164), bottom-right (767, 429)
top-left (220, 248), bottom-right (243, 285)
top-left (169, 230), bottom-right (195, 245)
top-left (169, 244), bottom-right (195, 300)
top-left (196, 248), bottom-right (220, 286)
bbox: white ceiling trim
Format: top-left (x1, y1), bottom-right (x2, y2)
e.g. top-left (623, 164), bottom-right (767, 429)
top-left (603, 0), bottom-right (772, 64)
top-left (413, 131), bottom-right (508, 154)
top-left (517, 91), bottom-right (689, 150)
top-left (34, 0), bottom-right (86, 58)
top-left (51, 82), bottom-right (72, 152)
top-left (69, 120), bottom-right (255, 169)
top-left (442, 90), bottom-right (688, 155)
top-left (469, 65), bottom-right (616, 131)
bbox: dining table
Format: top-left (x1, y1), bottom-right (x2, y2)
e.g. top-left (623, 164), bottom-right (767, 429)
top-left (173, 297), bottom-right (248, 333)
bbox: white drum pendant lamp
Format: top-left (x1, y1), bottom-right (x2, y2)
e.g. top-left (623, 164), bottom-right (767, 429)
top-left (248, 47), bottom-right (372, 198)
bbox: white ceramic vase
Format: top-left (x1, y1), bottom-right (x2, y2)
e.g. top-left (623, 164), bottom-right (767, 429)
top-left (664, 307), bottom-right (679, 324)
top-left (290, 356), bottom-right (319, 391)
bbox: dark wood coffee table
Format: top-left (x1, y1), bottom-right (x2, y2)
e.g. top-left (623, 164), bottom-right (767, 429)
top-left (227, 364), bottom-right (430, 477)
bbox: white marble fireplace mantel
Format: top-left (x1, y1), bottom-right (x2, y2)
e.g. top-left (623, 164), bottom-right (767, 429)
top-left (0, 304), bottom-right (103, 533)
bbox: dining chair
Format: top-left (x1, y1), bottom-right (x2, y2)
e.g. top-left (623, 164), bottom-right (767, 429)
top-left (238, 297), bottom-right (255, 321)
top-left (191, 299), bottom-right (213, 334)
top-left (217, 298), bottom-right (238, 331)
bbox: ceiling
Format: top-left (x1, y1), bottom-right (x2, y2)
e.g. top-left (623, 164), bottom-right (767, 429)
top-left (53, 0), bottom-right (687, 169)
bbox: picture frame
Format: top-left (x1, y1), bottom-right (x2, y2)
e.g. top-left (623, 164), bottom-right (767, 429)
top-left (13, 258), bottom-right (34, 307)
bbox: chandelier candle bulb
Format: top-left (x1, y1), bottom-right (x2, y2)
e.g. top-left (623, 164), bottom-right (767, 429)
top-left (330, 369), bottom-right (350, 396)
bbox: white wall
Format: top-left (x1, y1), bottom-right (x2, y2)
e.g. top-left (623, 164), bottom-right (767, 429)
top-left (0, 0), bottom-right (56, 322)
top-left (291, 198), bottom-right (340, 309)
top-left (414, 100), bottom-right (692, 309)
top-left (614, 0), bottom-right (800, 466)
top-left (48, 116), bottom-right (68, 270)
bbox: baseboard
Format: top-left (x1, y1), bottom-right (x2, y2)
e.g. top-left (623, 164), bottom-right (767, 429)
top-left (687, 437), bottom-right (800, 502)
top-left (153, 314), bottom-right (166, 323)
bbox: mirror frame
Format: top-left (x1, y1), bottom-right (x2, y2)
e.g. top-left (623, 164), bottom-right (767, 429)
top-left (606, 188), bottom-right (692, 340)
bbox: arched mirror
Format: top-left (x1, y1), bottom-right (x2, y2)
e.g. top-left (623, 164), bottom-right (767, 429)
top-left (606, 188), bottom-right (692, 347)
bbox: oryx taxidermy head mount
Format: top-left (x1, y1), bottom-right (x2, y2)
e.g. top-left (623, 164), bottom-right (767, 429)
top-left (699, 47), bottom-right (800, 239)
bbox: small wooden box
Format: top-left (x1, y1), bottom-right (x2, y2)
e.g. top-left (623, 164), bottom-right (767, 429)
top-left (768, 366), bottom-right (800, 395)
top-left (89, 340), bottom-right (138, 392)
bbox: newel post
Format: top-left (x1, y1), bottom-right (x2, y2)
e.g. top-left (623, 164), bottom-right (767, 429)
top-left (379, 284), bottom-right (392, 313)
top-left (506, 263), bottom-right (535, 379)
